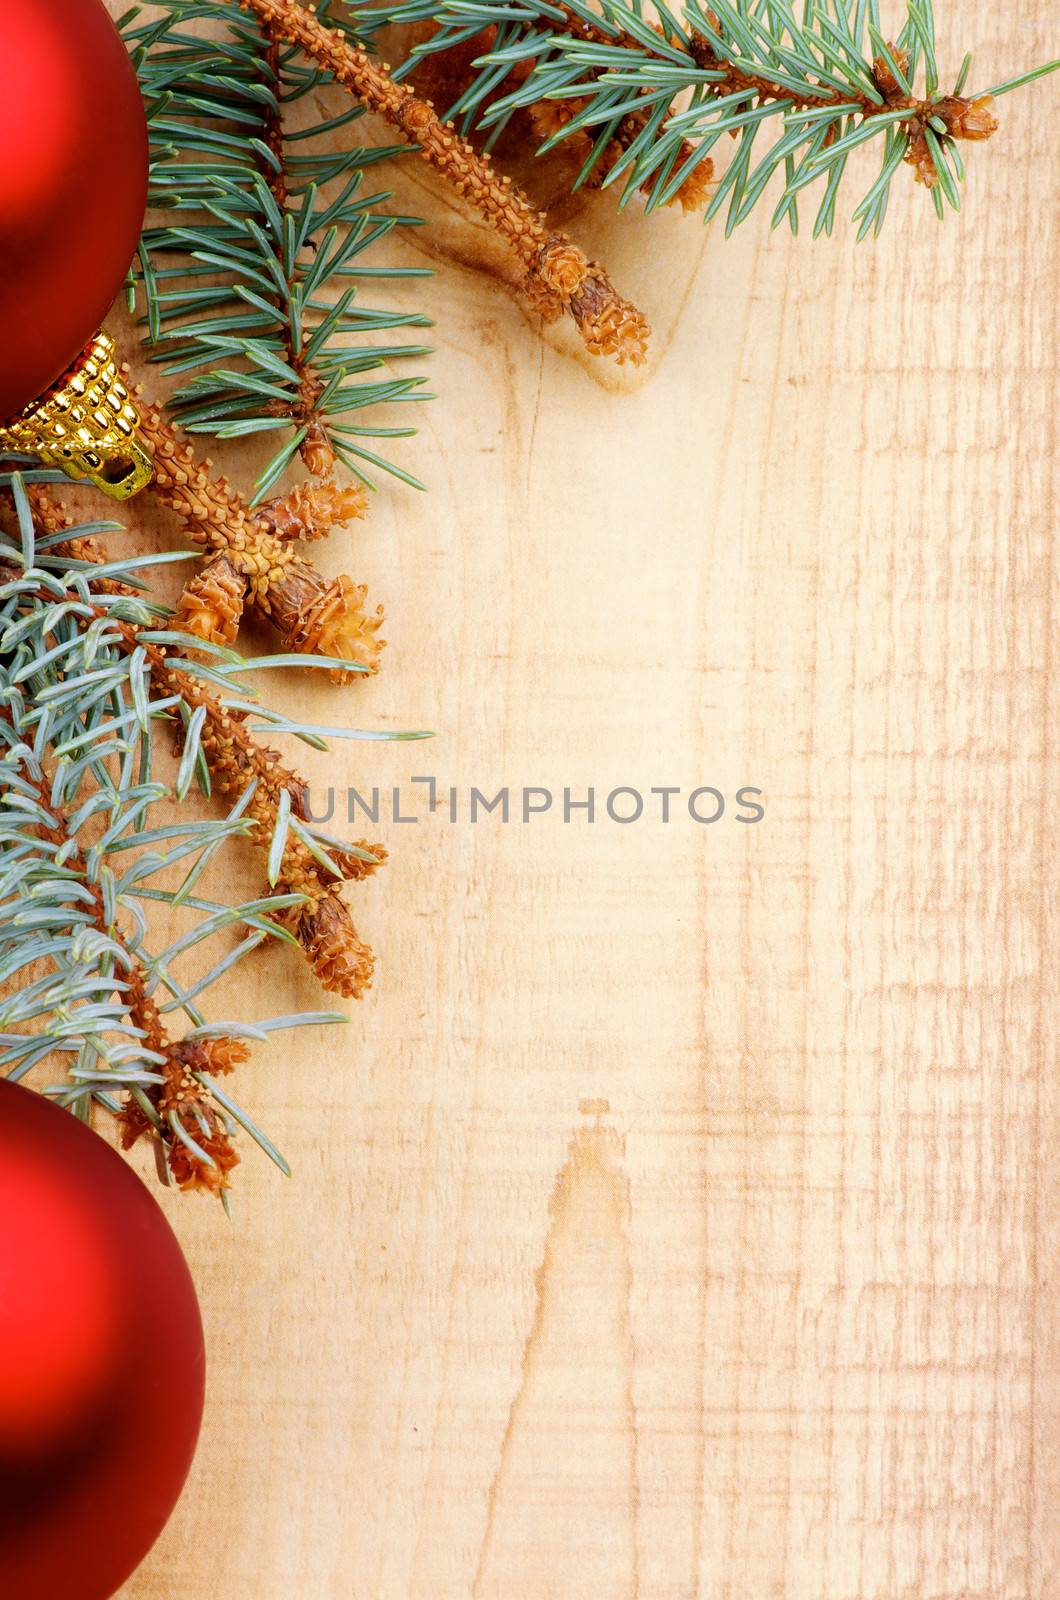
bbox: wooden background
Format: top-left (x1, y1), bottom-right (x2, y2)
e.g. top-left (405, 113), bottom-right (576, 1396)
top-left (108, 2), bottom-right (1058, 1594)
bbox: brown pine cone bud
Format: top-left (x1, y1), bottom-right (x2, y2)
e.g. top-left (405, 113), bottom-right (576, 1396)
top-left (670, 155), bottom-right (714, 212)
top-left (569, 271), bottom-right (650, 365)
top-left (521, 270), bottom-right (566, 323)
top-left (271, 565), bottom-right (386, 682)
top-left (176, 1036), bottom-right (252, 1077)
top-left (254, 479), bottom-right (368, 543)
top-left (934, 95), bottom-right (999, 141)
top-left (174, 554), bottom-right (245, 647)
top-left (299, 896), bottom-right (376, 998)
top-left (119, 1032), bottom-right (249, 1194)
top-left (328, 841), bottom-right (388, 882)
top-left (237, 0), bottom-right (646, 365)
top-left (534, 235), bottom-right (590, 299)
top-left (529, 98), bottom-right (586, 144)
top-left (872, 43), bottom-right (911, 101)
top-left (166, 1117), bottom-right (241, 1195)
top-left (301, 423), bottom-right (337, 479)
top-left (904, 129), bottom-right (937, 188)
top-left (397, 98), bottom-right (437, 138)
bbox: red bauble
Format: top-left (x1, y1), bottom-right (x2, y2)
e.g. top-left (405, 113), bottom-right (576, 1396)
top-left (0, 0), bottom-right (148, 422)
top-left (0, 1080), bottom-right (205, 1600)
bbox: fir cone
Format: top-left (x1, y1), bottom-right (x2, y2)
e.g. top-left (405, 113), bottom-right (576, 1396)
top-left (189, 1037), bottom-right (252, 1075)
top-left (231, 530), bottom-right (299, 612)
top-left (255, 479), bottom-right (368, 543)
top-left (904, 128), bottom-right (937, 187)
top-left (529, 98), bottom-right (589, 149)
top-left (672, 155), bottom-right (715, 212)
top-left (872, 43), bottom-right (913, 101)
top-left (158, 1055), bottom-right (242, 1196)
top-left (328, 841), bottom-right (388, 882)
top-left (11, 492), bottom-right (385, 1011)
top-left (267, 563), bottom-right (386, 682)
top-left (131, 386), bottom-right (387, 658)
top-left (301, 422), bottom-right (337, 478)
top-left (521, 270), bottom-right (567, 324)
top-left (120, 970), bottom-right (246, 1194)
top-left (164, 1119), bottom-right (241, 1196)
top-left (299, 894), bottom-right (376, 998)
top-left (117, 1099), bottom-right (158, 1162)
top-left (935, 95), bottom-right (999, 141)
top-left (533, 234), bottom-right (591, 299)
top-left (569, 269), bottom-right (650, 364)
top-left (149, 648), bottom-right (383, 994)
top-left (174, 554), bottom-right (245, 647)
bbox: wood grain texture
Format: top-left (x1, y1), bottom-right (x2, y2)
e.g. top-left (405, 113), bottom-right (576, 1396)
top-left (107, 2), bottom-right (1059, 1594)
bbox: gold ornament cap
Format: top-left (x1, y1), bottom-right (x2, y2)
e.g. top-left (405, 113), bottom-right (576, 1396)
top-left (0, 332), bottom-right (152, 502)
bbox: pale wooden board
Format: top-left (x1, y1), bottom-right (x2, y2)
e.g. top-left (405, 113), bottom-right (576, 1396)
top-left (102, 2), bottom-right (1060, 1595)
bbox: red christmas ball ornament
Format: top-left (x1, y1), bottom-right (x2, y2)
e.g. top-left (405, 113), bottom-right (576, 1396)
top-left (0, 0), bottom-right (148, 423)
top-left (0, 1079), bottom-right (205, 1600)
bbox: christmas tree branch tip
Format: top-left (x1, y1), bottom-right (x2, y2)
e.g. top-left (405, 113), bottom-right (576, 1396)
top-left (0, 472), bottom-right (413, 1190)
top-left (233, 0), bottom-right (650, 360)
top-left (126, 0), bottom-right (434, 488)
top-left (375, 0), bottom-right (1060, 236)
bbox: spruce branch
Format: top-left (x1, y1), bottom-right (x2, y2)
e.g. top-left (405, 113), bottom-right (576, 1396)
top-left (149, 651), bottom-right (390, 999)
top-left (3, 472), bottom-right (423, 1010)
top-left (119, 970), bottom-right (248, 1195)
top-left (36, 488), bottom-right (390, 997)
top-left (131, 386), bottom-right (387, 681)
top-left (0, 474), bottom-right (384, 1193)
top-left (0, 703), bottom-right (246, 1193)
top-left (126, 0), bottom-right (435, 500)
top-left (236, 0), bottom-right (650, 359)
top-left (378, 0), bottom-right (1060, 235)
top-left (399, 1), bottom-right (714, 209)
